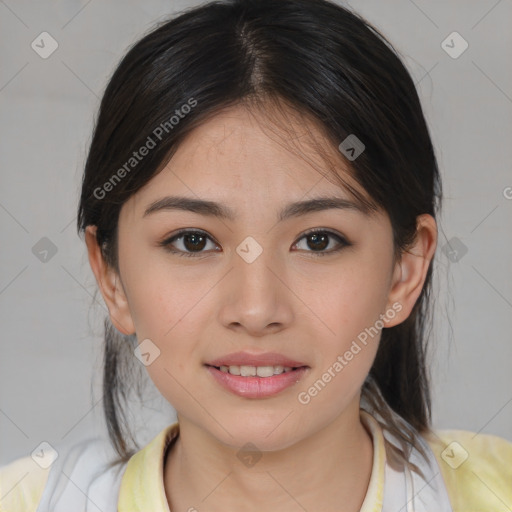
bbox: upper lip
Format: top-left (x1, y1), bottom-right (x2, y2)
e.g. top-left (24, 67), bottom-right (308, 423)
top-left (206, 351), bottom-right (308, 368)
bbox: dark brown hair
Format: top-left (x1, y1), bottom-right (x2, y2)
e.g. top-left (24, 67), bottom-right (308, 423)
top-left (77, 0), bottom-right (442, 475)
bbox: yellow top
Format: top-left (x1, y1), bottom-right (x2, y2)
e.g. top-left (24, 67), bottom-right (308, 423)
top-left (1, 410), bottom-right (511, 511)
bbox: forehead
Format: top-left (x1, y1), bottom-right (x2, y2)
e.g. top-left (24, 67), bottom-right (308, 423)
top-left (123, 103), bottom-right (377, 219)
top-left (167, 104), bottom-right (353, 184)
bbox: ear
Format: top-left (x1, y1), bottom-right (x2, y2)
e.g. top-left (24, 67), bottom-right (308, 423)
top-left (84, 225), bottom-right (136, 335)
top-left (384, 214), bottom-right (437, 327)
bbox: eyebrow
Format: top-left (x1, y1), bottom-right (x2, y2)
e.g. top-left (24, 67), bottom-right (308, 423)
top-left (143, 195), bottom-right (372, 222)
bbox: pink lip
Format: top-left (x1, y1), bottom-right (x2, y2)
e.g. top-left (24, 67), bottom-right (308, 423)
top-left (205, 365), bottom-right (309, 399)
top-left (206, 351), bottom-right (307, 368)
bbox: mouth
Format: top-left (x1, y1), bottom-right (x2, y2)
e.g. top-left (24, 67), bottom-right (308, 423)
top-left (205, 363), bottom-right (306, 377)
top-left (204, 364), bottom-right (310, 398)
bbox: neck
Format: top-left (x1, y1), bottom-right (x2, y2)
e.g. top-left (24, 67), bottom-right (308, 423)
top-left (164, 403), bottom-right (374, 512)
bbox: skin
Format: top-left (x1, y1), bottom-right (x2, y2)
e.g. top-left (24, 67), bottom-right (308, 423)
top-left (86, 103), bottom-right (437, 511)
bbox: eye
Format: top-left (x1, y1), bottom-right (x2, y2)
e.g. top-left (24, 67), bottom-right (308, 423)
top-left (158, 229), bottom-right (220, 258)
top-left (292, 228), bottom-right (350, 256)
top-left (159, 228), bottom-right (350, 258)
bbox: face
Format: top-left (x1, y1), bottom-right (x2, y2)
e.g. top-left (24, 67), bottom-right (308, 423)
top-left (88, 103), bottom-right (432, 451)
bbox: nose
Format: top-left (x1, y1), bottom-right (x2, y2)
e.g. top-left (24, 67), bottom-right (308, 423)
top-left (217, 243), bottom-right (294, 337)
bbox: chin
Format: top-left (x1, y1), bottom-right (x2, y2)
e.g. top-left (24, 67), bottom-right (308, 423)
top-left (206, 415), bottom-right (305, 452)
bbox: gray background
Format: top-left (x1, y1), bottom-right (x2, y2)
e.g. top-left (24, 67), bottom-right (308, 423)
top-left (1, 0), bottom-right (511, 466)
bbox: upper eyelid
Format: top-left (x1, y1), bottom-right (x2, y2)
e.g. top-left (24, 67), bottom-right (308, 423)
top-left (161, 227), bottom-right (348, 249)
top-left (164, 228), bottom-right (219, 245)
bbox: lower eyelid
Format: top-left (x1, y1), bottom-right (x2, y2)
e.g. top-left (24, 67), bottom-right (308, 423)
top-left (161, 231), bottom-right (219, 256)
top-left (293, 229), bottom-right (351, 251)
top-left (160, 229), bottom-right (349, 256)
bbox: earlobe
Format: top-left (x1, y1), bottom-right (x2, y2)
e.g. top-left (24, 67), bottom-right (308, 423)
top-left (84, 225), bottom-right (136, 335)
top-left (384, 214), bottom-right (437, 328)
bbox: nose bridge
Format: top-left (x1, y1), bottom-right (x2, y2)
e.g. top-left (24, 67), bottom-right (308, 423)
top-left (220, 234), bottom-right (292, 333)
top-left (235, 234), bottom-right (280, 296)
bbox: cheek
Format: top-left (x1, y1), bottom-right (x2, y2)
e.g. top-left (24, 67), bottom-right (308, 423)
top-left (305, 259), bottom-right (390, 347)
top-left (122, 260), bottom-right (220, 405)
top-left (123, 259), bottom-right (208, 403)
top-left (299, 265), bottom-right (387, 408)
top-left (120, 243), bottom-right (202, 336)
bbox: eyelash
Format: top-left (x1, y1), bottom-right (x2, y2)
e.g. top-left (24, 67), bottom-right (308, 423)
top-left (158, 228), bottom-right (350, 258)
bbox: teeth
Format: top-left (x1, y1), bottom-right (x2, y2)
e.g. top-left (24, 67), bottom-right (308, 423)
top-left (218, 365), bottom-right (295, 377)
top-left (226, 365), bottom-right (240, 375)
top-left (255, 366), bottom-right (273, 377)
top-left (241, 365), bottom-right (256, 377)
top-left (273, 365), bottom-right (284, 375)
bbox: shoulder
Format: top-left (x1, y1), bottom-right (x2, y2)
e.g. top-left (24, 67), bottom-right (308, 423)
top-left (0, 455), bottom-right (50, 512)
top-left (1, 435), bottom-right (125, 512)
top-left (424, 427), bottom-right (512, 511)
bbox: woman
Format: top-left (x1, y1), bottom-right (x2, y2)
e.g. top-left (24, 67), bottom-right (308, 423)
top-left (1, 0), bottom-right (511, 510)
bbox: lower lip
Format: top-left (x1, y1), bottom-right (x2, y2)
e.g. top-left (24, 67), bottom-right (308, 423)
top-left (205, 365), bottom-right (309, 399)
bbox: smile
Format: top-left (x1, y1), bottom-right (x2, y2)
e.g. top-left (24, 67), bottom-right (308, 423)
top-left (205, 364), bottom-right (309, 398)
top-left (215, 364), bottom-right (296, 377)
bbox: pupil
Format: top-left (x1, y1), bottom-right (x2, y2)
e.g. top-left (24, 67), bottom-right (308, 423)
top-left (184, 233), bottom-right (206, 251)
top-left (309, 233), bottom-right (328, 251)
